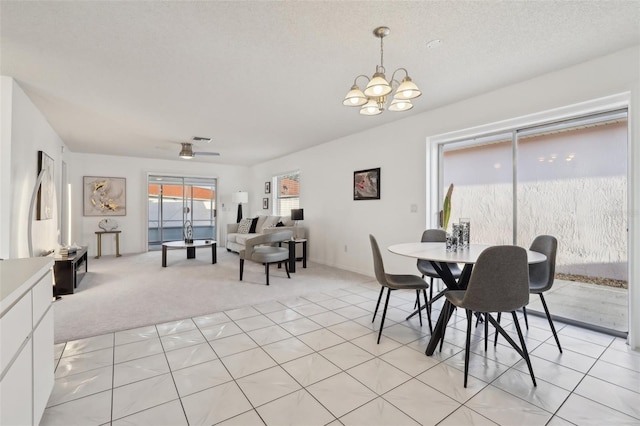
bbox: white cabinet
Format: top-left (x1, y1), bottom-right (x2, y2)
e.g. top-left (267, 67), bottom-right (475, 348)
top-left (0, 258), bottom-right (54, 426)
top-left (0, 341), bottom-right (33, 426)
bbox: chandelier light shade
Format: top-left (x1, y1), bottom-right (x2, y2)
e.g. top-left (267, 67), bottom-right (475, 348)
top-left (342, 84), bottom-right (367, 106)
top-left (343, 26), bottom-right (421, 116)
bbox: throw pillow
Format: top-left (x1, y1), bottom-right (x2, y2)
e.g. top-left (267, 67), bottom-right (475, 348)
top-left (275, 221), bottom-right (285, 227)
top-left (249, 217), bottom-right (259, 233)
top-left (237, 218), bottom-right (253, 234)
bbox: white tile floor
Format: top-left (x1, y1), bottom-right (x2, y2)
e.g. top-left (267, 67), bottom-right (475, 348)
top-left (42, 281), bottom-right (640, 426)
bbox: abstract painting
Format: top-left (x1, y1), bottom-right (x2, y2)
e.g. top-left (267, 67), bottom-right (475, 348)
top-left (353, 168), bottom-right (380, 200)
top-left (83, 176), bottom-right (126, 216)
top-left (37, 150), bottom-right (54, 220)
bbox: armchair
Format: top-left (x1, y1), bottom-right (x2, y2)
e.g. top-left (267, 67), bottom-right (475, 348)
top-left (239, 230), bottom-right (293, 285)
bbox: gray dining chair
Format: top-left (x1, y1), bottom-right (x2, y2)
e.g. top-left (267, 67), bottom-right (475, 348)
top-left (370, 235), bottom-right (432, 344)
top-left (445, 245), bottom-right (536, 388)
top-left (239, 230), bottom-right (293, 285)
top-left (494, 235), bottom-right (562, 352)
top-left (525, 235), bottom-right (562, 352)
top-left (417, 229), bottom-right (462, 301)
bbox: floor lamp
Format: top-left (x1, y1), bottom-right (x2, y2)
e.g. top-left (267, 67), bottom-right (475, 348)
top-left (232, 191), bottom-right (248, 223)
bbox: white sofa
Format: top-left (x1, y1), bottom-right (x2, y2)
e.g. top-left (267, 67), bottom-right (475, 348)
top-left (226, 215), bottom-right (305, 253)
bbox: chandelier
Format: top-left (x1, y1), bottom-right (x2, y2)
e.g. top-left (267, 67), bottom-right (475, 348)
top-left (343, 26), bottom-right (421, 116)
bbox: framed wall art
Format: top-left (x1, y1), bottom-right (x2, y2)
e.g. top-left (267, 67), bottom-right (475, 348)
top-left (265, 181), bottom-right (271, 194)
top-left (353, 167), bottom-right (380, 200)
top-left (263, 198), bottom-right (269, 209)
top-left (37, 150), bottom-right (54, 220)
top-left (83, 176), bottom-right (126, 216)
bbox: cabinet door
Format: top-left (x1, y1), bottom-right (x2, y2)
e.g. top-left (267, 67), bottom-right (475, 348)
top-left (32, 271), bottom-right (53, 324)
top-left (33, 309), bottom-right (54, 424)
top-left (0, 292), bottom-right (31, 374)
top-left (0, 340), bottom-right (33, 426)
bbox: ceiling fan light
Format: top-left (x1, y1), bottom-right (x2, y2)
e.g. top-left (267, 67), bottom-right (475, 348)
top-left (388, 98), bottom-right (413, 112)
top-left (364, 72), bottom-right (392, 97)
top-left (359, 98), bottom-right (382, 116)
top-left (394, 76), bottom-right (421, 100)
top-left (179, 143), bottom-right (194, 159)
top-left (342, 85), bottom-right (367, 106)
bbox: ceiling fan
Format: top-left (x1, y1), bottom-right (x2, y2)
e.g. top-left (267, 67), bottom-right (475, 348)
top-left (178, 137), bottom-right (220, 159)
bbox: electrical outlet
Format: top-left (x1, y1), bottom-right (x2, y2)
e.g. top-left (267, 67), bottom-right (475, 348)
top-left (410, 204), bottom-right (418, 213)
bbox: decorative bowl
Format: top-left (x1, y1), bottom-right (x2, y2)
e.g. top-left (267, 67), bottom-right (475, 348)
top-left (98, 218), bottom-right (118, 231)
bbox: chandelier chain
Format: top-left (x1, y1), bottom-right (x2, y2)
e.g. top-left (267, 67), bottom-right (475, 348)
top-left (380, 36), bottom-right (384, 73)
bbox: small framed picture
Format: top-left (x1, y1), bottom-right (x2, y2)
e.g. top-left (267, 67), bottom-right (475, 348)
top-left (265, 182), bottom-right (271, 193)
top-left (354, 167), bottom-right (380, 200)
top-left (263, 198), bottom-right (269, 209)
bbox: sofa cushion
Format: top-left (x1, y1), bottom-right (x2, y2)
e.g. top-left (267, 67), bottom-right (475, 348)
top-left (238, 218), bottom-right (253, 234)
top-left (280, 215), bottom-right (294, 226)
top-left (235, 233), bottom-right (259, 244)
top-left (255, 215), bottom-right (268, 233)
top-left (261, 216), bottom-right (281, 231)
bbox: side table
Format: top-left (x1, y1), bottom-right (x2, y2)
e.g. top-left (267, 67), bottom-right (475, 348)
top-left (283, 239), bottom-right (307, 273)
top-left (95, 230), bottom-right (122, 259)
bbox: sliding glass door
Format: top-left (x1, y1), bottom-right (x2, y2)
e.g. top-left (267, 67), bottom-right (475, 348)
top-left (148, 176), bottom-right (217, 250)
top-left (439, 110), bottom-right (628, 334)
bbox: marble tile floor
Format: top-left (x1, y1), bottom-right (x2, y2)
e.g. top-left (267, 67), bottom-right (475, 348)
top-left (42, 281), bottom-right (640, 426)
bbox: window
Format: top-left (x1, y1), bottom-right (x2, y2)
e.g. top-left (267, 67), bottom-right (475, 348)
top-left (275, 171), bottom-right (300, 216)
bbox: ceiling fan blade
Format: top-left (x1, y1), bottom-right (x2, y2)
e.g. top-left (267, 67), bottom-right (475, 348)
top-left (194, 151), bottom-right (220, 156)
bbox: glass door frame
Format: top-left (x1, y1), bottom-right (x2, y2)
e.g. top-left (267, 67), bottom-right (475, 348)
top-left (426, 93), bottom-right (633, 338)
top-left (146, 174), bottom-right (217, 250)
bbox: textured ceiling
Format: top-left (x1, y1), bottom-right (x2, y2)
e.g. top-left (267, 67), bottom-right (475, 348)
top-left (1, 1), bottom-right (639, 165)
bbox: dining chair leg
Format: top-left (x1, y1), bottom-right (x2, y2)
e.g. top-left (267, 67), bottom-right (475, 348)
top-left (484, 313), bottom-right (489, 352)
top-left (493, 312), bottom-right (502, 347)
top-left (284, 261), bottom-right (290, 279)
top-left (522, 306), bottom-right (529, 329)
top-left (377, 288), bottom-right (392, 344)
top-left (373, 287), bottom-right (385, 323)
top-left (430, 277), bottom-right (434, 301)
top-left (539, 293), bottom-right (562, 353)
top-left (464, 309), bottom-right (472, 388)
top-left (512, 311), bottom-right (536, 387)
top-left (416, 290), bottom-right (423, 327)
top-left (423, 289), bottom-right (433, 334)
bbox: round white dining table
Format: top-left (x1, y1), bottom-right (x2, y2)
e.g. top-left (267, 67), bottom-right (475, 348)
top-left (388, 242), bottom-right (546, 266)
top-left (387, 242), bottom-right (546, 355)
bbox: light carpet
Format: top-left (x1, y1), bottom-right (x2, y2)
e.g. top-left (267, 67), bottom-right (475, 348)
top-left (53, 248), bottom-right (374, 343)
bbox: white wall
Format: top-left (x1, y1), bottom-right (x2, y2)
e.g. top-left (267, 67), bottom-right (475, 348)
top-left (65, 152), bottom-right (249, 256)
top-left (252, 46), bottom-right (640, 348)
top-left (0, 77), bottom-right (13, 259)
top-left (1, 78), bottom-right (66, 259)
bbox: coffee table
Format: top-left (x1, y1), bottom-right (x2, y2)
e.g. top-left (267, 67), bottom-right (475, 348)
top-left (162, 240), bottom-right (217, 267)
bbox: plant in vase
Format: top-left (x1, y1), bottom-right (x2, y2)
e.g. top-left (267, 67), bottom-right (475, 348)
top-left (440, 183), bottom-right (454, 230)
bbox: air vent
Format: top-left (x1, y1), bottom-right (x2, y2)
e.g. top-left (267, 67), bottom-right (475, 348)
top-left (192, 136), bottom-right (211, 143)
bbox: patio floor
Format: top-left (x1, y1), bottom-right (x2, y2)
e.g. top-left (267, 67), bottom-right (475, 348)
top-left (526, 279), bottom-right (628, 334)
